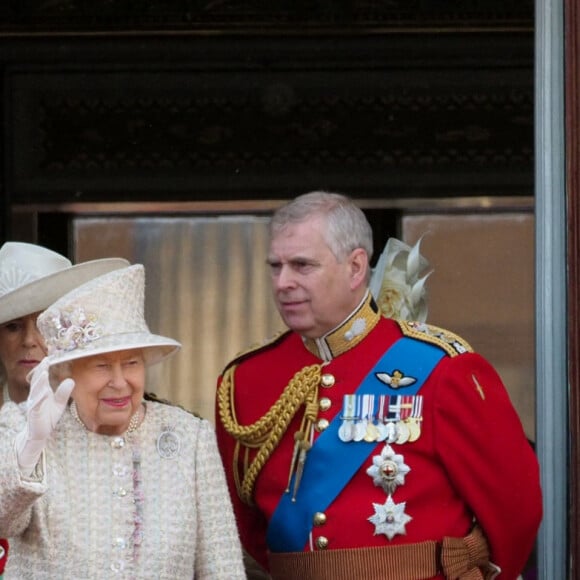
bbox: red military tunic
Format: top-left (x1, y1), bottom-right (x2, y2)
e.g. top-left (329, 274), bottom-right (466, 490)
top-left (0, 539), bottom-right (7, 577)
top-left (216, 297), bottom-right (542, 580)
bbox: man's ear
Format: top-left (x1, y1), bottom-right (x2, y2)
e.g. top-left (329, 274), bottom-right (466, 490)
top-left (349, 248), bottom-right (369, 290)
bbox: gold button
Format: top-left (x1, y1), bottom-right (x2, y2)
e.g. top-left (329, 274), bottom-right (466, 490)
top-left (313, 512), bottom-right (327, 526)
top-left (320, 374), bottom-right (335, 388)
top-left (315, 418), bottom-right (330, 432)
top-left (316, 536), bottom-right (329, 550)
top-left (319, 397), bottom-right (332, 411)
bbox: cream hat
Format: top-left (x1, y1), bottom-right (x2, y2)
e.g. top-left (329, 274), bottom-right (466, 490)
top-left (37, 264), bottom-right (181, 367)
top-left (0, 242), bottom-right (130, 325)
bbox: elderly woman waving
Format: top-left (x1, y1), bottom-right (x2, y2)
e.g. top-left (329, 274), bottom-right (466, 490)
top-left (0, 241), bottom-right (128, 576)
top-left (0, 264), bottom-right (246, 579)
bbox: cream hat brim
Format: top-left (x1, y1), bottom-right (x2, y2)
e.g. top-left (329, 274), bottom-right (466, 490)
top-left (0, 258), bottom-right (130, 325)
top-left (45, 331), bottom-right (181, 368)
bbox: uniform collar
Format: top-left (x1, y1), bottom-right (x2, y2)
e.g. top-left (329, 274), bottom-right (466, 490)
top-left (302, 290), bottom-right (381, 362)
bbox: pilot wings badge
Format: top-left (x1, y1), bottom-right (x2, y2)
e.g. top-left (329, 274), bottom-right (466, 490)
top-left (375, 370), bottom-right (417, 390)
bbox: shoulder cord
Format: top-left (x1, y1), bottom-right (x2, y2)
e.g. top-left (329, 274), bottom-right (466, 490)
top-left (217, 363), bottom-right (322, 505)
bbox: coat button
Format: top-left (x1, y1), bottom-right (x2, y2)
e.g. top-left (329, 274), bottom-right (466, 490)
top-left (320, 374), bottom-right (335, 388)
top-left (315, 536), bottom-right (329, 550)
top-left (112, 537), bottom-right (127, 550)
top-left (313, 512), bottom-right (327, 526)
top-left (111, 437), bottom-right (125, 449)
top-left (315, 418), bottom-right (330, 432)
top-left (319, 397), bottom-right (332, 411)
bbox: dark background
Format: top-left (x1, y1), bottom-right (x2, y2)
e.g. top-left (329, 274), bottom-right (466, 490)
top-left (0, 0), bottom-right (533, 248)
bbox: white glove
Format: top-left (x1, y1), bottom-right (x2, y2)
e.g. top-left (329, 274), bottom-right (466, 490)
top-left (14, 357), bottom-right (75, 477)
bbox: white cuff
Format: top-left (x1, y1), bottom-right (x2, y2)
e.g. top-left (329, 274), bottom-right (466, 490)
top-left (14, 431), bottom-right (47, 478)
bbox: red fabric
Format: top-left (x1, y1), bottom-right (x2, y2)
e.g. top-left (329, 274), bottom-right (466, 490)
top-left (0, 538), bottom-right (8, 574)
top-left (215, 318), bottom-right (542, 580)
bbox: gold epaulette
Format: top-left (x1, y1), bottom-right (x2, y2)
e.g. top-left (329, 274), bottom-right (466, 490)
top-left (222, 330), bottom-right (290, 372)
top-left (397, 320), bottom-right (473, 357)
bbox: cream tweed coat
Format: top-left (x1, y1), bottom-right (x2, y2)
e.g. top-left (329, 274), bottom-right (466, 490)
top-left (0, 399), bottom-right (246, 579)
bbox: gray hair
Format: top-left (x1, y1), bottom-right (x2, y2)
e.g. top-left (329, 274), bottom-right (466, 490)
top-left (270, 191), bottom-right (374, 262)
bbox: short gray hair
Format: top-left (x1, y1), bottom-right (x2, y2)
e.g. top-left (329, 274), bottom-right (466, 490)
top-left (270, 191), bottom-right (374, 262)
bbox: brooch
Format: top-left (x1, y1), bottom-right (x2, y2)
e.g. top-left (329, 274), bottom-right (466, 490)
top-left (156, 426), bottom-right (181, 459)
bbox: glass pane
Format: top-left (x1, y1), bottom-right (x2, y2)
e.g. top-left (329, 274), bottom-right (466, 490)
top-left (73, 216), bottom-right (284, 421)
top-left (401, 212), bottom-right (535, 440)
top-left (73, 209), bottom-right (535, 443)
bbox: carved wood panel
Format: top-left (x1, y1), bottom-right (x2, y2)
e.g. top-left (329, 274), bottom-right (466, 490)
top-left (0, 1), bottom-right (533, 33)
top-left (6, 65), bottom-right (533, 203)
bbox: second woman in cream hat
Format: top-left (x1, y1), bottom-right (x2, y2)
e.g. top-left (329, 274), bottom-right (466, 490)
top-left (0, 241), bottom-right (128, 405)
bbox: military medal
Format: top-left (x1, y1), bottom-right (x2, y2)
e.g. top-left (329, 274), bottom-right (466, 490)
top-left (386, 396), bottom-right (401, 443)
top-left (396, 396), bottom-right (412, 444)
top-left (368, 496), bottom-right (412, 540)
top-left (376, 395), bottom-right (389, 442)
top-left (406, 419), bottom-right (420, 442)
top-left (353, 396), bottom-right (367, 441)
top-left (338, 421), bottom-right (354, 442)
top-left (338, 394), bottom-right (356, 442)
top-left (362, 395), bottom-right (378, 442)
top-left (354, 420), bottom-right (366, 441)
top-left (406, 396), bottom-right (423, 442)
top-left (366, 443), bottom-right (410, 495)
top-left (364, 422), bottom-right (379, 442)
top-left (376, 424), bottom-right (388, 442)
top-left (396, 420), bottom-right (410, 444)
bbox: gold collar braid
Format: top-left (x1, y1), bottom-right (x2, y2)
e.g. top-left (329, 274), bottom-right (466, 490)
top-left (217, 362), bottom-right (322, 505)
top-left (302, 291), bottom-right (381, 360)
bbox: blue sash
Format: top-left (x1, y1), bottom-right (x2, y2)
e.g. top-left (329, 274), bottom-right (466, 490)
top-left (266, 336), bottom-right (445, 552)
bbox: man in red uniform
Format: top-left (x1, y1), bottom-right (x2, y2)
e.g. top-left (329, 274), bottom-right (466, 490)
top-left (216, 191), bottom-right (542, 580)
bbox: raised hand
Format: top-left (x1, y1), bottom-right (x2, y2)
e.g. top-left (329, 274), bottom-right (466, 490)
top-left (15, 357), bottom-right (75, 476)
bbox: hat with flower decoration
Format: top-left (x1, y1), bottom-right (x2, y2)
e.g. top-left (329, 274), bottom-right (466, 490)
top-left (0, 242), bottom-right (130, 325)
top-left (369, 237), bottom-right (431, 323)
top-left (37, 264), bottom-right (180, 367)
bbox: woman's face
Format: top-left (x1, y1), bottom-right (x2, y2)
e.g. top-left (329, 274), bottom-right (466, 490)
top-left (69, 349), bottom-right (146, 436)
top-left (0, 312), bottom-right (46, 402)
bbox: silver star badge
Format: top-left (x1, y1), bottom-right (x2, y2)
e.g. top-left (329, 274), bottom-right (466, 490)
top-left (366, 443), bottom-right (410, 495)
top-left (368, 496), bottom-right (412, 540)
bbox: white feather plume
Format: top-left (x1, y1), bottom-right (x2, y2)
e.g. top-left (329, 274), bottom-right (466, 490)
top-left (370, 236), bottom-right (431, 322)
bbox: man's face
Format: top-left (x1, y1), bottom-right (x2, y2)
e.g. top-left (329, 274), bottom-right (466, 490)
top-left (267, 216), bottom-right (366, 338)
